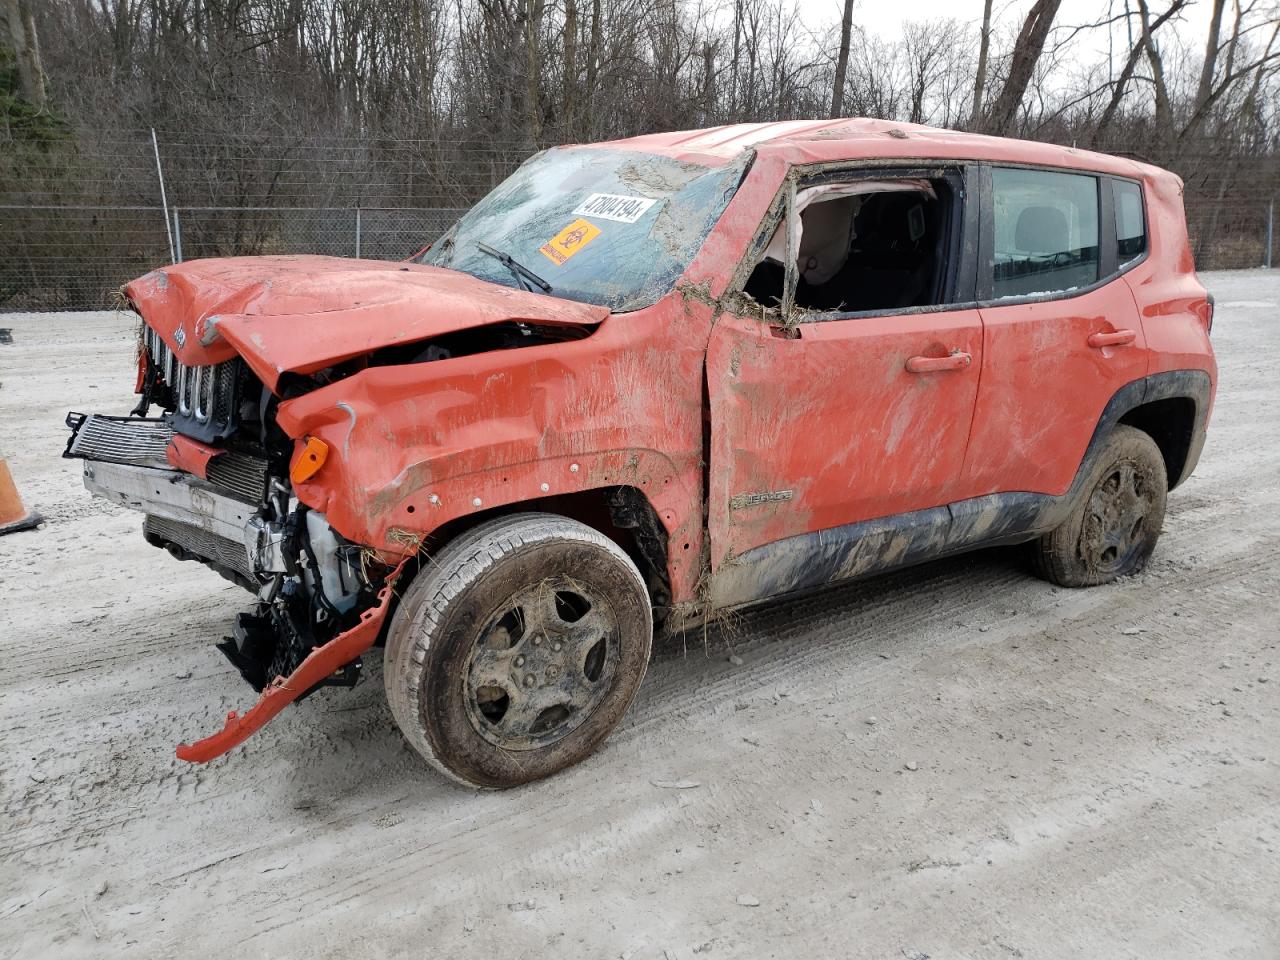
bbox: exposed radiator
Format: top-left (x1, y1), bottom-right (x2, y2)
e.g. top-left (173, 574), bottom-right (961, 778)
top-left (64, 413), bottom-right (172, 469)
top-left (206, 451), bottom-right (269, 504)
top-left (144, 514), bottom-right (256, 583)
top-left (65, 412), bottom-right (269, 505)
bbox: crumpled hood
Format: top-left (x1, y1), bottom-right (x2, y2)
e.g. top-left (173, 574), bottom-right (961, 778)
top-left (124, 255), bottom-right (609, 390)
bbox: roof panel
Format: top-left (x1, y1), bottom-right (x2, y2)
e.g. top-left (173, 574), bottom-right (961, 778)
top-left (587, 118), bottom-right (1156, 180)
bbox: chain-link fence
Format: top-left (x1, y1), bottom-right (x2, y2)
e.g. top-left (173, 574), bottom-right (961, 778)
top-left (1, 128), bottom-right (1275, 310)
top-left (1, 204), bottom-right (466, 309)
top-left (0, 129), bottom-right (527, 310)
top-left (5, 195), bottom-right (1273, 312)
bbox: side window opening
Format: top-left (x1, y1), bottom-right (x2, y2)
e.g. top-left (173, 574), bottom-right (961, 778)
top-left (743, 175), bottom-right (958, 315)
top-left (1114, 179), bottom-right (1147, 266)
top-left (991, 167), bottom-right (1099, 298)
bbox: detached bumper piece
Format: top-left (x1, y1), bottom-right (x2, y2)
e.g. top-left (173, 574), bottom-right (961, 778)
top-left (65, 412), bottom-right (274, 591)
top-left (176, 562), bottom-right (406, 763)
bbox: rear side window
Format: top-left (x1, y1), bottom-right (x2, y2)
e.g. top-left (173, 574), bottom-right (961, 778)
top-left (991, 168), bottom-right (1099, 298)
top-left (1114, 179), bottom-right (1146, 265)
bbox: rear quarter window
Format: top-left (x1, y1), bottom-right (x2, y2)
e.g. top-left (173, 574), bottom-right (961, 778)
top-left (991, 167), bottom-right (1100, 298)
top-left (1114, 179), bottom-right (1147, 266)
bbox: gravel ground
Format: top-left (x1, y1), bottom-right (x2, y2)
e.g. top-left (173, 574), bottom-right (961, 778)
top-left (1, 269), bottom-right (1277, 960)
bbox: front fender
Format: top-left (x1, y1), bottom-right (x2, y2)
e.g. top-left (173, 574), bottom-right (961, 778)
top-left (275, 299), bottom-right (710, 602)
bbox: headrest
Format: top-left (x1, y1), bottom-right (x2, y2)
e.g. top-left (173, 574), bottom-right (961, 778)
top-left (1014, 205), bottom-right (1069, 253)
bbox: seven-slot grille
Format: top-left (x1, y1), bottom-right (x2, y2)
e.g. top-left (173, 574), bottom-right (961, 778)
top-left (143, 325), bottom-right (238, 430)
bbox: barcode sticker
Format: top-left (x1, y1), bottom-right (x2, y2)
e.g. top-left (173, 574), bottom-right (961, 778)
top-left (572, 193), bottom-right (658, 224)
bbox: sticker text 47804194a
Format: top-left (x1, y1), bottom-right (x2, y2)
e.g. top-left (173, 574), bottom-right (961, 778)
top-left (571, 193), bottom-right (658, 224)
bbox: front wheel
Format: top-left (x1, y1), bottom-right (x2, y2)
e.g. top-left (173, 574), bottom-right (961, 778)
top-left (384, 513), bottom-right (653, 788)
top-left (1032, 424), bottom-right (1168, 587)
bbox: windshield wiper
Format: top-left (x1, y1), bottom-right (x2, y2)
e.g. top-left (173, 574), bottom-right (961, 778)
top-left (477, 242), bottom-right (552, 293)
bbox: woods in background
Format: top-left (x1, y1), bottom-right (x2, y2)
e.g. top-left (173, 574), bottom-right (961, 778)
top-left (1, 0), bottom-right (1277, 306)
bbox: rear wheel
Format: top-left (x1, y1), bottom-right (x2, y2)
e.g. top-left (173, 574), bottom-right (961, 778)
top-left (384, 513), bottom-right (653, 788)
top-left (1032, 425), bottom-right (1167, 587)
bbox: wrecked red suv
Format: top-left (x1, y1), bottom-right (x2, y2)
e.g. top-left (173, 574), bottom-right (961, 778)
top-left (67, 119), bottom-right (1216, 787)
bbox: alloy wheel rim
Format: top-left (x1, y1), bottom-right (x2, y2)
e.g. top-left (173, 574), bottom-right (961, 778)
top-left (463, 578), bottom-right (619, 751)
top-left (1079, 458), bottom-right (1156, 575)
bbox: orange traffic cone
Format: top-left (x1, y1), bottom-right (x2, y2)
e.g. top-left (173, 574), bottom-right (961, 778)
top-left (0, 458), bottom-right (42, 535)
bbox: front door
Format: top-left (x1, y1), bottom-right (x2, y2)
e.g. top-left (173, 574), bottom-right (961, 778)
top-left (705, 165), bottom-right (986, 608)
top-left (706, 308), bottom-right (983, 575)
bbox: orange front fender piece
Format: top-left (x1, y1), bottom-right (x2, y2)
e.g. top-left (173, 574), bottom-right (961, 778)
top-left (175, 561), bottom-right (407, 763)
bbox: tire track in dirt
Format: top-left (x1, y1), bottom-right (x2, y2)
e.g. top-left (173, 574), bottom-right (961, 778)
top-left (2, 277), bottom-right (1278, 959)
top-left (201, 536), bottom-right (1278, 947)
top-left (4, 476), bottom-right (1272, 879)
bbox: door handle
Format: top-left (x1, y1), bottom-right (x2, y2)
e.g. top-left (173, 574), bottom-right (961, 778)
top-left (906, 351), bottom-right (972, 373)
top-left (1088, 329), bottom-right (1136, 348)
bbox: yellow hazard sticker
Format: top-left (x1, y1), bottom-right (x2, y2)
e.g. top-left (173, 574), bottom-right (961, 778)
top-left (539, 218), bottom-right (601, 266)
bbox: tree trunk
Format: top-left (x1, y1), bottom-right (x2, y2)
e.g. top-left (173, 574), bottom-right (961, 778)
top-left (830, 0), bottom-right (855, 117)
top-left (1134, 0), bottom-right (1173, 146)
top-left (1092, 0), bottom-right (1184, 147)
top-left (969, 0), bottom-right (992, 129)
top-left (982, 0), bottom-right (1062, 135)
top-left (1192, 0), bottom-right (1227, 116)
top-left (2, 0), bottom-right (47, 108)
top-left (584, 0), bottom-right (600, 136)
top-left (729, 0), bottom-right (742, 115)
top-left (701, 40), bottom-right (715, 124)
top-left (524, 0), bottom-right (543, 145)
top-left (563, 0), bottom-right (577, 139)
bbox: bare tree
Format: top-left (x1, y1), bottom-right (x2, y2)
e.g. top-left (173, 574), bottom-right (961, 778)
top-left (523, 0), bottom-right (544, 143)
top-left (1, 0), bottom-right (46, 107)
top-left (982, 0), bottom-right (1064, 134)
top-left (563, 0), bottom-right (578, 138)
top-left (969, 0), bottom-right (993, 129)
top-left (1092, 0), bottom-right (1186, 145)
top-left (1135, 0), bottom-right (1174, 140)
top-left (584, 0), bottom-right (601, 132)
top-left (1193, 0), bottom-right (1229, 112)
top-left (901, 21), bottom-right (951, 124)
top-left (830, 0), bottom-right (854, 117)
top-left (1181, 0), bottom-right (1280, 143)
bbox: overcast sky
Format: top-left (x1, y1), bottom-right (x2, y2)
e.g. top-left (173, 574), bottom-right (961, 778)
top-left (792, 0), bottom-right (1216, 60)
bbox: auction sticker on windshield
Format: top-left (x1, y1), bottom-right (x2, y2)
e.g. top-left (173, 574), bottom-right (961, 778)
top-left (572, 193), bottom-right (658, 224)
top-left (539, 219), bottom-right (602, 266)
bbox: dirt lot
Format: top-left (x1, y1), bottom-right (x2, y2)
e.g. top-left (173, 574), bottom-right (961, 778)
top-left (2, 269), bottom-right (1278, 959)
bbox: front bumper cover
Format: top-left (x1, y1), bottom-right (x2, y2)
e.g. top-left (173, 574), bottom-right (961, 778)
top-left (67, 412), bottom-right (406, 763)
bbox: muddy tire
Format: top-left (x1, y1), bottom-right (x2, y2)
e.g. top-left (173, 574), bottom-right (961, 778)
top-left (384, 513), bottom-right (653, 788)
top-left (1032, 425), bottom-right (1168, 587)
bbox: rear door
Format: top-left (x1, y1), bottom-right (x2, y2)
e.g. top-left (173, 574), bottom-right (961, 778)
top-left (963, 166), bottom-right (1149, 497)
